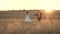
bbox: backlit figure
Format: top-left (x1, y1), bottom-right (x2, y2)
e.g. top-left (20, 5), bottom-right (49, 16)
top-left (37, 11), bottom-right (42, 22)
top-left (25, 12), bottom-right (32, 23)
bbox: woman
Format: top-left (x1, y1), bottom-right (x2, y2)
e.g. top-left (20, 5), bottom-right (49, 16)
top-left (25, 11), bottom-right (32, 23)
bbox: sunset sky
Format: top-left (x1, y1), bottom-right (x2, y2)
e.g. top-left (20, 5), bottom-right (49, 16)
top-left (0, 0), bottom-right (60, 10)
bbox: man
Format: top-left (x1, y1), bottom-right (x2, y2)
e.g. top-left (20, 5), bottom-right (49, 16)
top-left (35, 10), bottom-right (42, 22)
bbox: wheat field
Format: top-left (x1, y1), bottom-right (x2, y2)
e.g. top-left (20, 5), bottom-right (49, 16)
top-left (0, 10), bottom-right (60, 34)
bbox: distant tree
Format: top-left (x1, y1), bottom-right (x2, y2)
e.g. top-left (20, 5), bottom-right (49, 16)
top-left (23, 9), bottom-right (25, 11)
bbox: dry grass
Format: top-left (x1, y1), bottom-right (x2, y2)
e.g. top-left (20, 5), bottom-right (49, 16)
top-left (0, 11), bottom-right (60, 34)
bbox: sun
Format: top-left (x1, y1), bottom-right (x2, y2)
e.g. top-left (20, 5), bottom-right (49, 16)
top-left (44, 9), bottom-right (52, 13)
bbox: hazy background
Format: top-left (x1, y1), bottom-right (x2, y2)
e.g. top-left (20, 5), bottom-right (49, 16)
top-left (0, 0), bottom-right (60, 10)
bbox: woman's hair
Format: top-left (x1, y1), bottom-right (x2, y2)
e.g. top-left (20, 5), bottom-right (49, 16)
top-left (26, 11), bottom-right (28, 14)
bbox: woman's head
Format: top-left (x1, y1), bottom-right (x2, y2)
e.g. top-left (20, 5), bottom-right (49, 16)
top-left (26, 11), bottom-right (28, 14)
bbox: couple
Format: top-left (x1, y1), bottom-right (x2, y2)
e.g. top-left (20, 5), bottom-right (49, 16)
top-left (25, 11), bottom-right (42, 23)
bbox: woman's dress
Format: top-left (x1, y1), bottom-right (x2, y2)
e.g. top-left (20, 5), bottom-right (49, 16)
top-left (25, 15), bottom-right (32, 23)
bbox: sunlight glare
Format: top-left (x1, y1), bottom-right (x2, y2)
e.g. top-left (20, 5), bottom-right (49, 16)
top-left (45, 9), bottom-right (52, 13)
top-left (44, 9), bottom-right (53, 14)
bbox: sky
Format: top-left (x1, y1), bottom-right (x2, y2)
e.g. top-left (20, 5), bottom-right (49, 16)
top-left (0, 0), bottom-right (60, 10)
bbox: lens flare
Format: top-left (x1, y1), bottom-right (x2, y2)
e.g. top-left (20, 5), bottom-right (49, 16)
top-left (45, 9), bottom-right (52, 13)
top-left (44, 9), bottom-right (53, 14)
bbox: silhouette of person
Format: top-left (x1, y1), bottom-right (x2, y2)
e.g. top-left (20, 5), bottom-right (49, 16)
top-left (37, 11), bottom-right (42, 22)
top-left (25, 11), bottom-right (32, 23)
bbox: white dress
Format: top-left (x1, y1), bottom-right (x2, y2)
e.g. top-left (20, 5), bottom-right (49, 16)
top-left (25, 15), bottom-right (32, 23)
